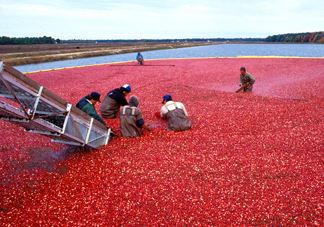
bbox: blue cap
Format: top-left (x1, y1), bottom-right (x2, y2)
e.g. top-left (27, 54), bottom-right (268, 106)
top-left (162, 94), bottom-right (172, 103)
top-left (121, 84), bottom-right (131, 92)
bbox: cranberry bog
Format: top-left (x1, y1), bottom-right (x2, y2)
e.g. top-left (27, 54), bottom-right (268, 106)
top-left (0, 58), bottom-right (323, 225)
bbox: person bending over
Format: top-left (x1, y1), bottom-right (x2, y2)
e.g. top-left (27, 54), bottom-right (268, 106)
top-left (76, 91), bottom-right (106, 126)
top-left (120, 96), bottom-right (151, 137)
top-left (100, 84), bottom-right (131, 119)
top-left (238, 67), bottom-right (255, 92)
top-left (136, 52), bottom-right (144, 65)
top-left (160, 94), bottom-right (192, 131)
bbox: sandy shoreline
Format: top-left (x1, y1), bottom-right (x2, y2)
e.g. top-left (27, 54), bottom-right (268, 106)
top-left (0, 42), bottom-right (216, 66)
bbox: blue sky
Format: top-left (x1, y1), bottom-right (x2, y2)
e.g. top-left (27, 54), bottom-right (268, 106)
top-left (0, 0), bottom-right (323, 39)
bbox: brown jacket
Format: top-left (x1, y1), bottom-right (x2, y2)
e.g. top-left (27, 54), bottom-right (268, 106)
top-left (120, 105), bottom-right (144, 137)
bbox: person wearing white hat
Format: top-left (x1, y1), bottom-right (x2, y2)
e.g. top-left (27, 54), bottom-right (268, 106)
top-left (100, 84), bottom-right (131, 119)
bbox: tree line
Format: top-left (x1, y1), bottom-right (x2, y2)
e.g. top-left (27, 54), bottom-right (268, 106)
top-left (1, 32), bottom-right (323, 45)
top-left (0, 36), bottom-right (61, 45)
top-left (266, 32), bottom-right (324, 43)
top-left (0, 37), bottom-right (265, 45)
top-left (66, 38), bottom-right (265, 44)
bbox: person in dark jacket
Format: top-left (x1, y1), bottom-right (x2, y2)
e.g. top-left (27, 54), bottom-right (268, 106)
top-left (160, 94), bottom-right (192, 131)
top-left (76, 92), bottom-right (106, 126)
top-left (120, 96), bottom-right (151, 137)
top-left (100, 84), bottom-right (131, 119)
top-left (136, 52), bottom-right (144, 65)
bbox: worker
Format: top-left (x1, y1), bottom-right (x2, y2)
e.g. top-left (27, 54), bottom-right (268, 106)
top-left (120, 96), bottom-right (151, 137)
top-left (239, 67), bottom-right (255, 92)
top-left (160, 94), bottom-right (192, 131)
top-left (76, 91), bottom-right (106, 126)
top-left (100, 84), bottom-right (131, 119)
top-left (136, 52), bottom-right (144, 65)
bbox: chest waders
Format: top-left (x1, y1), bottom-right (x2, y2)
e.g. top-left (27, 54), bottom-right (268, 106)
top-left (120, 106), bottom-right (141, 137)
top-left (165, 103), bottom-right (192, 131)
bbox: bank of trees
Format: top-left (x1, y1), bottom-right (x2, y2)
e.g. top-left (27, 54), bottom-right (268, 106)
top-left (93, 38), bottom-right (265, 43)
top-left (1, 32), bottom-right (323, 45)
top-left (266, 32), bottom-right (324, 43)
top-left (0, 36), bottom-right (61, 45)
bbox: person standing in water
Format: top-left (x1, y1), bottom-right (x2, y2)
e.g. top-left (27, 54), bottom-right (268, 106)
top-left (136, 52), bottom-right (144, 65)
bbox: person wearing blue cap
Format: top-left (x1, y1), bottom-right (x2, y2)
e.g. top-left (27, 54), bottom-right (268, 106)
top-left (160, 94), bottom-right (191, 131)
top-left (136, 52), bottom-right (144, 65)
top-left (76, 91), bottom-right (106, 126)
top-left (100, 84), bottom-right (131, 119)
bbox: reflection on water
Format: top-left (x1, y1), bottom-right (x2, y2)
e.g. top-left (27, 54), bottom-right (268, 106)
top-left (17, 44), bottom-right (324, 72)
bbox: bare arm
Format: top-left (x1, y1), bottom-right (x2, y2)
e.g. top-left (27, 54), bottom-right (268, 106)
top-left (179, 103), bottom-right (189, 116)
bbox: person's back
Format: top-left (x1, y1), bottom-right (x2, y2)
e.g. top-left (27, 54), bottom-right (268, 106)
top-left (76, 97), bottom-right (88, 110)
top-left (137, 53), bottom-right (143, 60)
top-left (100, 90), bottom-right (121, 119)
top-left (160, 95), bottom-right (191, 131)
top-left (100, 84), bottom-right (131, 119)
top-left (120, 96), bottom-right (145, 137)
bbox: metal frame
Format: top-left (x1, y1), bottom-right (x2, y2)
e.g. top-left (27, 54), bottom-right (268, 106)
top-left (29, 86), bottom-right (43, 119)
top-left (0, 70), bottom-right (30, 117)
top-left (0, 62), bottom-right (112, 149)
top-left (105, 128), bottom-right (112, 145)
top-left (61, 103), bottom-right (72, 134)
top-left (85, 118), bottom-right (94, 144)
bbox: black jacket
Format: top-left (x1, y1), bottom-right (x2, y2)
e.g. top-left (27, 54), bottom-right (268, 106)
top-left (108, 88), bottom-right (128, 106)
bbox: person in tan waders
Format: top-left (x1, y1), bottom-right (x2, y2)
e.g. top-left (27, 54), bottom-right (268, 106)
top-left (120, 96), bottom-right (151, 137)
top-left (160, 94), bottom-right (192, 131)
top-left (100, 84), bottom-right (131, 119)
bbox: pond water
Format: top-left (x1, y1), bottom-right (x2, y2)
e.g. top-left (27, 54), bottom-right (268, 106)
top-left (16, 44), bottom-right (324, 72)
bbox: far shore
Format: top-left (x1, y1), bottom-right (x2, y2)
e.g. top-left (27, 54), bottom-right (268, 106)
top-left (1, 41), bottom-right (322, 66)
top-left (0, 42), bottom-right (219, 66)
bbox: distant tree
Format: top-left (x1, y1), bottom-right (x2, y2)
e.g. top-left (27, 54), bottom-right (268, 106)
top-left (266, 32), bottom-right (324, 43)
top-left (0, 36), bottom-right (58, 45)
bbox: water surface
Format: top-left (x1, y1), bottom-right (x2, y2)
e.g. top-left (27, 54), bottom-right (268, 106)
top-left (17, 44), bottom-right (324, 72)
